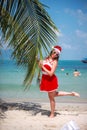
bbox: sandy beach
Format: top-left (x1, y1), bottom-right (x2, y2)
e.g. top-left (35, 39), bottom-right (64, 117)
top-left (0, 99), bottom-right (87, 130)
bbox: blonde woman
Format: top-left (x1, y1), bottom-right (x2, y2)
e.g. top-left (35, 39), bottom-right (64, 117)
top-left (38, 45), bottom-right (80, 118)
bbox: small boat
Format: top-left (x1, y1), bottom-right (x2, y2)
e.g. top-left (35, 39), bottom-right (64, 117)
top-left (81, 58), bottom-right (87, 63)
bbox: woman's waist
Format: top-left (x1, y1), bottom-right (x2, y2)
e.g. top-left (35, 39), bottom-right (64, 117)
top-left (42, 71), bottom-right (56, 77)
top-left (42, 71), bottom-right (48, 75)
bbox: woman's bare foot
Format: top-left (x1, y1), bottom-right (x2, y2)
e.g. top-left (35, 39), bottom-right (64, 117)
top-left (49, 114), bottom-right (54, 118)
top-left (72, 92), bottom-right (80, 97)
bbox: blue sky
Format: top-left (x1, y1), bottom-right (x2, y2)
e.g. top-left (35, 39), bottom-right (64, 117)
top-left (0, 0), bottom-right (87, 60)
top-left (40, 0), bottom-right (87, 60)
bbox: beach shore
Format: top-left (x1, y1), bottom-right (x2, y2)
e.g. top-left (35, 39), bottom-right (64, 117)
top-left (0, 99), bottom-right (87, 130)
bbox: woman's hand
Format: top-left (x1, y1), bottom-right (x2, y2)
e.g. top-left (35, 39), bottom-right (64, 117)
top-left (39, 60), bottom-right (43, 68)
top-left (42, 60), bottom-right (58, 77)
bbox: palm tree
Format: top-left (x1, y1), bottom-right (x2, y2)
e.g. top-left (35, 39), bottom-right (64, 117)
top-left (0, 0), bottom-right (59, 89)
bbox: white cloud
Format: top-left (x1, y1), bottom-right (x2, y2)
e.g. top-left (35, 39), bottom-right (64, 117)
top-left (61, 43), bottom-right (72, 49)
top-left (76, 9), bottom-right (87, 25)
top-left (65, 8), bottom-right (87, 26)
top-left (58, 29), bottom-right (63, 37)
top-left (76, 30), bottom-right (87, 39)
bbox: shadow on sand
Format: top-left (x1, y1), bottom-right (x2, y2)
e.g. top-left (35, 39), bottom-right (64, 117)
top-left (0, 99), bottom-right (60, 118)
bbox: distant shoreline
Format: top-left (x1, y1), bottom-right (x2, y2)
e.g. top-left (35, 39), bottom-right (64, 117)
top-left (1, 97), bottom-right (87, 104)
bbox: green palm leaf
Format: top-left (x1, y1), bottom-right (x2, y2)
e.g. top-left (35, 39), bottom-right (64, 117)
top-left (0, 0), bottom-right (59, 89)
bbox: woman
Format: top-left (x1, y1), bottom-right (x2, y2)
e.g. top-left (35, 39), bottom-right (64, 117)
top-left (38, 45), bottom-right (80, 118)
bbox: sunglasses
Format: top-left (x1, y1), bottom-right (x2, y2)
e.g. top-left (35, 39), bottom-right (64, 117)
top-left (52, 51), bottom-right (58, 56)
top-left (52, 51), bottom-right (57, 54)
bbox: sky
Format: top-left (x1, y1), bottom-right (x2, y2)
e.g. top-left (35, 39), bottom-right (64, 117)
top-left (0, 0), bottom-right (87, 60)
top-left (40, 0), bottom-right (87, 60)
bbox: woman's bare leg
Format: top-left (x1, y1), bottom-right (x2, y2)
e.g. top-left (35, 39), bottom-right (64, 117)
top-left (48, 92), bottom-right (56, 118)
top-left (48, 91), bottom-right (80, 118)
top-left (55, 91), bottom-right (80, 97)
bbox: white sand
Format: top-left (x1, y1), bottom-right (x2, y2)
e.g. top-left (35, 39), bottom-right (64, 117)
top-left (0, 102), bottom-right (87, 130)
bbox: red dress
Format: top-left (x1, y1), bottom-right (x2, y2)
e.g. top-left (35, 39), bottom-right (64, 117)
top-left (40, 59), bottom-right (58, 92)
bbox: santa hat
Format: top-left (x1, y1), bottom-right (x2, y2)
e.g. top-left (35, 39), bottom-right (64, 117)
top-left (53, 45), bottom-right (62, 54)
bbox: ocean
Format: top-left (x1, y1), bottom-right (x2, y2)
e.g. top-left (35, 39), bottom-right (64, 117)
top-left (0, 59), bottom-right (87, 103)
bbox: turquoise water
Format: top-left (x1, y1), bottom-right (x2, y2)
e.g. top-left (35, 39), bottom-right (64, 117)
top-left (0, 60), bottom-right (87, 103)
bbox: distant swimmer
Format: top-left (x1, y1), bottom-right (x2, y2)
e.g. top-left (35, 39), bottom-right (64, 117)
top-left (66, 72), bottom-right (69, 75)
top-left (61, 68), bottom-right (64, 71)
top-left (73, 69), bottom-right (81, 77)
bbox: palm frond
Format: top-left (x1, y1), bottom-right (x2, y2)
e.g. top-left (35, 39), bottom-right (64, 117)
top-left (0, 0), bottom-right (59, 89)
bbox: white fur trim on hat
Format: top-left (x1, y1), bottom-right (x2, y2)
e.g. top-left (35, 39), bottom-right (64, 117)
top-left (54, 48), bottom-right (60, 54)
